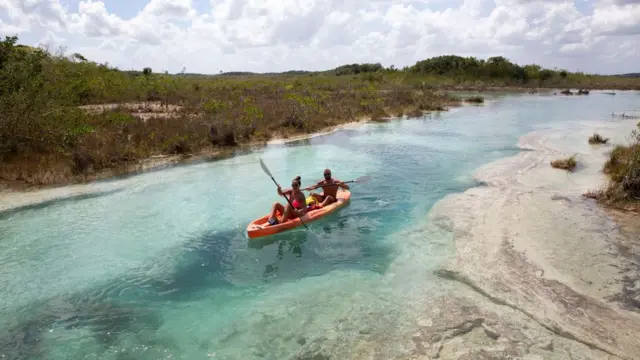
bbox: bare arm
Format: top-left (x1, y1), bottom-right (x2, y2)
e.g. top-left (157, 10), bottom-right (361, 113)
top-left (277, 186), bottom-right (292, 197)
top-left (337, 179), bottom-right (349, 190)
top-left (304, 181), bottom-right (322, 191)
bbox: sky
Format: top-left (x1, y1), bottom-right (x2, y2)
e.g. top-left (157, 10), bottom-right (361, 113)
top-left (0, 0), bottom-right (638, 75)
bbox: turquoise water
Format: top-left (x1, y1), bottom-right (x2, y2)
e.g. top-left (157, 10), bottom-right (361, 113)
top-left (1, 91), bottom-right (638, 359)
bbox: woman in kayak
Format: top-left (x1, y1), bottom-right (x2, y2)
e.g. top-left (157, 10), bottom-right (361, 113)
top-left (267, 176), bottom-right (308, 225)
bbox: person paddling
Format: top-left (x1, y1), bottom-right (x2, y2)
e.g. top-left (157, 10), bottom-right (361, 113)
top-left (305, 169), bottom-right (349, 208)
top-left (267, 176), bottom-right (308, 225)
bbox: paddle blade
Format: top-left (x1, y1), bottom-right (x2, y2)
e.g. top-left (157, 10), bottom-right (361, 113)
top-left (353, 175), bottom-right (372, 184)
top-left (259, 158), bottom-right (273, 179)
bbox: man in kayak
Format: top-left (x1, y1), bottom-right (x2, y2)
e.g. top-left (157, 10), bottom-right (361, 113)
top-left (305, 168), bottom-right (349, 207)
top-left (267, 176), bottom-right (308, 225)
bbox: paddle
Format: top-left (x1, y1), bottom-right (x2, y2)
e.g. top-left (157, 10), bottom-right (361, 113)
top-left (310, 175), bottom-right (372, 188)
top-left (259, 158), bottom-right (309, 230)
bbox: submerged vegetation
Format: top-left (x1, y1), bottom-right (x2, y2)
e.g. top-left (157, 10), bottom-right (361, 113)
top-left (588, 133), bottom-right (609, 144)
top-left (2, 35), bottom-right (640, 188)
top-left (464, 96), bottom-right (485, 104)
top-left (551, 155), bottom-right (578, 171)
top-left (587, 123), bottom-right (640, 211)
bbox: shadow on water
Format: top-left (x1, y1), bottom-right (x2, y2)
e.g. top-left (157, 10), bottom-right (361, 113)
top-left (247, 226), bottom-right (309, 251)
top-left (142, 207), bottom-right (392, 301)
top-left (0, 214), bottom-right (394, 359)
top-left (252, 230), bottom-right (311, 279)
top-left (0, 319), bottom-right (46, 360)
top-left (139, 228), bottom-right (245, 302)
top-left (0, 188), bottom-right (125, 220)
top-left (0, 295), bottom-right (160, 360)
top-left (0, 162), bottom-right (396, 359)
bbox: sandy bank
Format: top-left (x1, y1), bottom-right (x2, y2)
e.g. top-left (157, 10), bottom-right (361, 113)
top-left (286, 115), bottom-right (640, 360)
top-left (0, 149), bottom-right (230, 213)
top-left (421, 117), bottom-right (640, 359)
top-left (0, 100), bottom-right (464, 212)
top-left (0, 120), bottom-right (370, 212)
top-left (259, 112), bottom-right (640, 360)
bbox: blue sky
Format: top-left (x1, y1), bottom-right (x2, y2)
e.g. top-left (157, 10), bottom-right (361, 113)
top-left (0, 0), bottom-right (638, 75)
top-left (58, 0), bottom-right (212, 19)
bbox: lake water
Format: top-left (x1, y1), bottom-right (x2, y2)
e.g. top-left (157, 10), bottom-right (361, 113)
top-left (1, 90), bottom-right (638, 359)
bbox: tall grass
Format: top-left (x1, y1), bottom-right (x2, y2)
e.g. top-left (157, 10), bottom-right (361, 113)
top-left (551, 155), bottom-right (578, 171)
top-left (587, 123), bottom-right (640, 210)
top-left (588, 133), bottom-right (609, 144)
top-left (464, 96), bottom-right (484, 103)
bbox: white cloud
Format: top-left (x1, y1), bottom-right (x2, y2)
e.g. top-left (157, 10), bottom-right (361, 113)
top-left (68, 1), bottom-right (124, 37)
top-left (0, 0), bottom-right (638, 75)
top-left (141, 0), bottom-right (196, 19)
top-left (592, 1), bottom-right (640, 35)
top-left (16, 0), bottom-right (68, 31)
top-left (612, 0), bottom-right (640, 5)
top-left (36, 28), bottom-right (66, 49)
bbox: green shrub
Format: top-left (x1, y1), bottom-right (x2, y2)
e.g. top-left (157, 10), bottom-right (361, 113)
top-left (464, 96), bottom-right (484, 103)
top-left (551, 155), bottom-right (577, 171)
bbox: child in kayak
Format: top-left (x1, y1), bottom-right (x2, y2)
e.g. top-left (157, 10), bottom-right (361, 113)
top-left (267, 176), bottom-right (308, 225)
top-left (305, 169), bottom-right (349, 208)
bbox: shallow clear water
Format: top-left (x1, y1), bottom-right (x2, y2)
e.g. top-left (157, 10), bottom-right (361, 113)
top-left (1, 91), bottom-right (638, 359)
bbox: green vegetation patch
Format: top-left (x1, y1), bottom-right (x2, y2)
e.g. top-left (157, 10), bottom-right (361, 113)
top-left (551, 155), bottom-right (578, 171)
top-left (585, 123), bottom-right (640, 211)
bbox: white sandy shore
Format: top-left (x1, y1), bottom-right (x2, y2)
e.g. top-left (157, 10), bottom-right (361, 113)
top-left (0, 127), bottom-right (361, 213)
top-left (0, 121), bottom-right (362, 213)
top-left (0, 153), bottom-right (212, 213)
top-left (290, 116), bottom-right (640, 360)
top-left (417, 117), bottom-right (640, 359)
top-left (265, 119), bottom-right (369, 145)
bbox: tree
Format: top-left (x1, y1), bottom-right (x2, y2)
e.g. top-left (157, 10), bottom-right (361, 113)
top-left (334, 63), bottom-right (382, 76)
top-left (71, 53), bottom-right (87, 62)
top-left (143, 67), bottom-right (152, 76)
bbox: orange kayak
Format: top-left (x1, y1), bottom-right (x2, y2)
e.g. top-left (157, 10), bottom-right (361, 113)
top-left (246, 189), bottom-right (351, 239)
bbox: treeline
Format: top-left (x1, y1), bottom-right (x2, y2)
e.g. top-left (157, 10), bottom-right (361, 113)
top-left (333, 63), bottom-right (384, 76)
top-left (332, 55), bottom-right (566, 82)
top-left (613, 73), bottom-right (640, 78)
top-left (71, 47), bottom-right (630, 85)
top-left (410, 55), bottom-right (554, 82)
